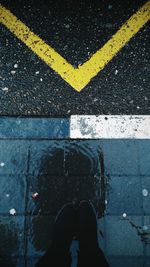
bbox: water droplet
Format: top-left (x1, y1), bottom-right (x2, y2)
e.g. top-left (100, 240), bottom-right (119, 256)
top-left (142, 189), bottom-right (148, 197)
top-left (11, 70), bottom-right (16, 75)
top-left (9, 208), bottom-right (16, 215)
top-left (14, 64), bottom-right (18, 68)
top-left (0, 162), bottom-right (5, 167)
top-left (2, 87), bottom-right (9, 92)
top-left (16, 120), bottom-right (21, 125)
top-left (32, 192), bottom-right (39, 199)
top-left (143, 225), bottom-right (148, 231)
top-left (108, 5), bottom-right (112, 9)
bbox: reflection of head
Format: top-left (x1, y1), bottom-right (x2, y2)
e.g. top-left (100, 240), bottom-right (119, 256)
top-left (65, 142), bottom-right (101, 176)
top-left (64, 142), bottom-right (106, 215)
top-left (33, 141), bottom-right (107, 217)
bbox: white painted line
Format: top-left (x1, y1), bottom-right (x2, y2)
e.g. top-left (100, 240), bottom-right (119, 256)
top-left (70, 115), bottom-right (150, 139)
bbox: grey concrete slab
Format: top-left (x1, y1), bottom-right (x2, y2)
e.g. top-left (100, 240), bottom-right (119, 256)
top-left (12, 257), bottom-right (26, 267)
top-left (139, 142), bottom-right (150, 176)
top-left (0, 215), bottom-right (25, 257)
top-left (145, 246), bottom-right (150, 258)
top-left (0, 174), bottom-right (26, 215)
top-left (98, 217), bottom-right (106, 252)
top-left (0, 140), bottom-right (29, 175)
top-left (102, 140), bottom-right (139, 176)
top-left (105, 215), bottom-right (144, 256)
top-left (26, 215), bottom-right (55, 257)
top-left (0, 119), bottom-right (149, 265)
top-left (27, 175), bottom-right (67, 215)
top-left (142, 177), bottom-right (150, 215)
top-left (107, 256), bottom-right (144, 267)
top-left (106, 176), bottom-right (143, 215)
top-left (145, 257), bottom-right (150, 267)
top-left (0, 257), bottom-right (26, 267)
top-left (144, 216), bottom-right (150, 256)
top-left (28, 140), bottom-right (65, 176)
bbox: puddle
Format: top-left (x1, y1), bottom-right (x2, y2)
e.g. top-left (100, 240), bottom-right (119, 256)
top-left (30, 141), bottom-right (109, 251)
top-left (0, 218), bottom-right (20, 266)
top-left (0, 219), bottom-right (19, 256)
top-left (64, 141), bottom-right (108, 217)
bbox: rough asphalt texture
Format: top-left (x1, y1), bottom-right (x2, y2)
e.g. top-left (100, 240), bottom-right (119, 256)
top-left (0, 0), bottom-right (150, 115)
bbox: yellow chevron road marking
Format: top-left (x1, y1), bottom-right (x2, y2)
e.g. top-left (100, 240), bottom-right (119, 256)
top-left (0, 2), bottom-right (150, 92)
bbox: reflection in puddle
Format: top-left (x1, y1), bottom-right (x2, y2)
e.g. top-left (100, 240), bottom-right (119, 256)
top-left (30, 141), bottom-right (109, 252)
top-left (0, 218), bottom-right (19, 266)
top-left (0, 219), bottom-right (19, 256)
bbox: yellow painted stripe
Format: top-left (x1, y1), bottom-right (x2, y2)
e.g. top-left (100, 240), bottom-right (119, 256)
top-left (0, 2), bottom-right (150, 92)
top-left (77, 1), bottom-right (150, 90)
top-left (0, 4), bottom-right (78, 89)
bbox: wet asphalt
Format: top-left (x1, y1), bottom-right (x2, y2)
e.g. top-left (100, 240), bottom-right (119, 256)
top-left (0, 0), bottom-right (150, 116)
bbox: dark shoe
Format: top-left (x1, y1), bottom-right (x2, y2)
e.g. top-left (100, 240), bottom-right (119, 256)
top-left (77, 200), bottom-right (110, 267)
top-left (35, 203), bottom-right (76, 267)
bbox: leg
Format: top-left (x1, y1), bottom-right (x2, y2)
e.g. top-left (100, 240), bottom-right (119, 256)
top-left (35, 203), bottom-right (76, 267)
top-left (0, 256), bottom-right (14, 267)
top-left (77, 201), bottom-right (110, 267)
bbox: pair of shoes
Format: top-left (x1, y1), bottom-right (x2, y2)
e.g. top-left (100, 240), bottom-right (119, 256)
top-left (52, 201), bottom-right (99, 258)
top-left (36, 201), bottom-right (110, 267)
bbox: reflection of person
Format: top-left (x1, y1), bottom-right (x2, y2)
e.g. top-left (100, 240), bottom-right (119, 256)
top-left (35, 201), bottom-right (110, 267)
top-left (0, 256), bottom-right (14, 267)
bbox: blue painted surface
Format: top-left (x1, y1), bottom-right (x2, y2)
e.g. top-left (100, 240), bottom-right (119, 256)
top-left (106, 176), bottom-right (143, 215)
top-left (0, 117), bottom-right (69, 138)
top-left (0, 175), bottom-right (26, 214)
top-left (102, 140), bottom-right (139, 176)
top-left (108, 256), bottom-right (145, 267)
top-left (139, 141), bottom-right (150, 175)
top-left (0, 118), bottom-right (150, 267)
top-left (0, 141), bottom-right (28, 175)
top-left (105, 215), bottom-right (143, 256)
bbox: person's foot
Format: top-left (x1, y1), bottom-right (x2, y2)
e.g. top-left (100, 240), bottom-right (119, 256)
top-left (35, 203), bottom-right (76, 267)
top-left (77, 200), bottom-right (99, 252)
top-left (77, 200), bottom-right (110, 267)
top-left (52, 202), bottom-right (77, 250)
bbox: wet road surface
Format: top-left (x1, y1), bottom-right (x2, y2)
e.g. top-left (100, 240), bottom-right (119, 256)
top-left (0, 0), bottom-right (149, 115)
